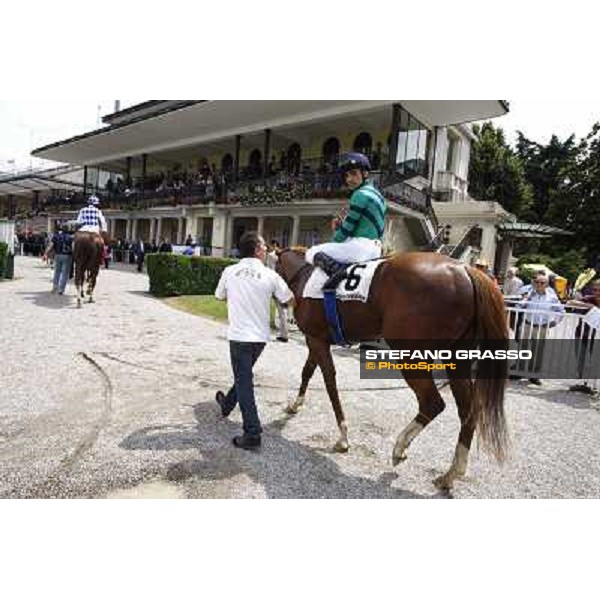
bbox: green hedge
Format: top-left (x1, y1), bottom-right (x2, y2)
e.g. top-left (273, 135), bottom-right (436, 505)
top-left (146, 253), bottom-right (238, 297)
top-left (0, 242), bottom-right (8, 279)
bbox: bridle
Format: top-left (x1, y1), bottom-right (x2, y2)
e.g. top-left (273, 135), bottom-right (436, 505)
top-left (278, 249), bottom-right (313, 289)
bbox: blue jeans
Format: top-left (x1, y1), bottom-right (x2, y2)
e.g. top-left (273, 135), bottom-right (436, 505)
top-left (221, 341), bottom-right (266, 437)
top-left (53, 254), bottom-right (72, 293)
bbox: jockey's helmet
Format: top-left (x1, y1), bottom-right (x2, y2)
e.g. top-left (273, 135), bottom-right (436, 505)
top-left (88, 195), bottom-right (100, 206)
top-left (339, 152), bottom-right (371, 175)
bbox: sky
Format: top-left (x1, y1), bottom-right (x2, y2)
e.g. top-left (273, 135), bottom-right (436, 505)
top-left (1, 98), bottom-right (599, 173)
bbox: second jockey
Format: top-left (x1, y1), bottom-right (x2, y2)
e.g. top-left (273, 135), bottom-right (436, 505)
top-left (306, 152), bottom-right (387, 291)
top-left (76, 195), bottom-right (108, 236)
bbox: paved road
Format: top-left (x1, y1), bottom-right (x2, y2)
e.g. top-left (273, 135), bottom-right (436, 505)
top-left (1, 256), bottom-right (599, 498)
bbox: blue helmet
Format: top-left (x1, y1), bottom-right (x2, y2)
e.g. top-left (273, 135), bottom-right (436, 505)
top-left (339, 152), bottom-right (371, 174)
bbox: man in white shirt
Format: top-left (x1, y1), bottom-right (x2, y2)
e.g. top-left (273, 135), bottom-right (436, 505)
top-left (214, 231), bottom-right (294, 449)
top-left (518, 274), bottom-right (565, 384)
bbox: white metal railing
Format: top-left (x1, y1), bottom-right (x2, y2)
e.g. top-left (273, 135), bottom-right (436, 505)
top-left (505, 299), bottom-right (599, 390)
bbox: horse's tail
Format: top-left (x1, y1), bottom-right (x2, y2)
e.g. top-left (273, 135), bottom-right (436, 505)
top-left (465, 266), bottom-right (509, 463)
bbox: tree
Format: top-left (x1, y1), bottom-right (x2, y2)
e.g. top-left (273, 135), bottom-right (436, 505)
top-left (515, 132), bottom-right (580, 222)
top-left (468, 122), bottom-right (534, 218)
top-left (544, 123), bottom-right (600, 265)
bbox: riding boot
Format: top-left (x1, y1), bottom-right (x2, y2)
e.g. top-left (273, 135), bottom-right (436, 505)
top-left (323, 267), bottom-right (349, 292)
top-left (312, 251), bottom-right (342, 276)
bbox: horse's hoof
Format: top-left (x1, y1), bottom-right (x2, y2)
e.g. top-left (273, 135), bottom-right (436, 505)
top-left (433, 475), bottom-right (453, 490)
top-left (333, 440), bottom-right (349, 453)
top-left (392, 452), bottom-right (407, 466)
top-left (285, 404), bottom-right (299, 415)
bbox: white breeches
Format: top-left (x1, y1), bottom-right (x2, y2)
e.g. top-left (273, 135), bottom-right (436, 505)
top-left (306, 237), bottom-right (382, 265)
top-left (78, 225), bottom-right (101, 233)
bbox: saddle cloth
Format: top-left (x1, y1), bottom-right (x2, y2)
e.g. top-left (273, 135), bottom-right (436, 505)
top-left (303, 259), bottom-right (384, 302)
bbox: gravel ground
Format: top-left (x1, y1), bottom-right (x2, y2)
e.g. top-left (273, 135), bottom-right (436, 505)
top-left (1, 256), bottom-right (599, 498)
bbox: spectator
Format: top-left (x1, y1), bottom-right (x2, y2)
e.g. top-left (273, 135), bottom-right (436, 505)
top-left (503, 267), bottom-right (523, 296)
top-left (50, 225), bottom-right (74, 295)
top-left (158, 238), bottom-right (172, 253)
top-left (103, 244), bottom-right (111, 269)
top-left (567, 279), bottom-right (600, 390)
top-left (266, 240), bottom-right (290, 342)
top-left (132, 239), bottom-right (146, 272)
top-left (518, 274), bottom-right (565, 385)
top-left (214, 232), bottom-right (294, 449)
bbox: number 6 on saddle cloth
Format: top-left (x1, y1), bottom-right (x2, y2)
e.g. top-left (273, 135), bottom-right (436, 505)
top-left (306, 253), bottom-right (383, 346)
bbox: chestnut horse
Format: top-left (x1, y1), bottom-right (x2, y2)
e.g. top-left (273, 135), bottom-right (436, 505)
top-left (73, 231), bottom-right (104, 308)
top-left (276, 249), bottom-right (509, 490)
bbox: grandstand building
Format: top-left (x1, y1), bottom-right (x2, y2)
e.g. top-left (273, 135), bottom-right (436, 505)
top-left (1, 100), bottom-right (511, 264)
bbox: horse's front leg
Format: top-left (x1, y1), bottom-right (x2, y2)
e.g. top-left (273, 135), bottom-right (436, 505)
top-left (286, 349), bottom-right (317, 414)
top-left (307, 336), bottom-right (348, 452)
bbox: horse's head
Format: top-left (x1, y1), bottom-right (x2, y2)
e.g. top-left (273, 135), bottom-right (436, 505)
top-left (276, 246), bottom-right (311, 289)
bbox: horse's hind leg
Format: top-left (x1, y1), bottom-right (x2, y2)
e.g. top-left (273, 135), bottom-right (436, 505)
top-left (306, 336), bottom-right (349, 452)
top-left (433, 374), bottom-right (476, 490)
top-left (286, 349), bottom-right (317, 414)
top-left (75, 267), bottom-right (84, 308)
top-left (392, 375), bottom-right (445, 466)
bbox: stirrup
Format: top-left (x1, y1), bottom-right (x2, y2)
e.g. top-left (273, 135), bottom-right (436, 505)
top-left (323, 268), bottom-right (349, 292)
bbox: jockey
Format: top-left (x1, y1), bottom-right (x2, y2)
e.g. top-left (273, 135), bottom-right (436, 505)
top-left (306, 152), bottom-right (387, 291)
top-left (76, 195), bottom-right (107, 235)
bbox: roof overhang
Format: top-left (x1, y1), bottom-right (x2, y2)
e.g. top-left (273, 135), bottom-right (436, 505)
top-left (498, 222), bottom-right (573, 238)
top-left (32, 100), bottom-right (509, 168)
top-left (0, 166), bottom-right (84, 197)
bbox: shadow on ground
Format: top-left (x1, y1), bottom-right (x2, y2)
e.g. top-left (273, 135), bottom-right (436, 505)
top-left (507, 380), bottom-right (599, 411)
top-left (120, 401), bottom-right (441, 499)
top-left (16, 290), bottom-right (78, 309)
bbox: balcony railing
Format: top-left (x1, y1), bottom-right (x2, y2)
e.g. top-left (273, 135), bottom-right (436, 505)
top-left (35, 156), bottom-right (437, 218)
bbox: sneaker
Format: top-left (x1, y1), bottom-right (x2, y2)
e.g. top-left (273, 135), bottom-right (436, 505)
top-left (232, 434), bottom-right (261, 450)
top-left (215, 391), bottom-right (231, 417)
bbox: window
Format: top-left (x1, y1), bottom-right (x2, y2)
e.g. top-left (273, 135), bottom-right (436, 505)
top-left (323, 137), bottom-right (340, 165)
top-left (394, 107), bottom-right (430, 178)
top-left (353, 132), bottom-right (372, 156)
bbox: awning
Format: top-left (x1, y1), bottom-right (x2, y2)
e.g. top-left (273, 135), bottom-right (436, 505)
top-left (0, 166), bottom-right (84, 197)
top-left (498, 222), bottom-right (573, 238)
top-left (31, 100), bottom-right (509, 168)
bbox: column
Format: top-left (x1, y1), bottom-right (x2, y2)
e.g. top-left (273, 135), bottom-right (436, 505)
top-left (225, 214), bottom-right (235, 254)
top-left (149, 218), bottom-right (156, 242)
top-left (125, 219), bottom-right (132, 241)
top-left (177, 217), bottom-right (185, 244)
top-left (291, 214), bottom-right (300, 246)
top-left (387, 103), bottom-right (401, 174)
top-left (126, 156), bottom-right (132, 187)
top-left (263, 128), bottom-right (271, 181)
top-left (257, 215), bottom-right (265, 237)
top-left (83, 166), bottom-right (88, 198)
top-left (480, 225), bottom-right (496, 264)
top-left (186, 216), bottom-right (197, 241)
top-left (211, 212), bottom-right (227, 257)
top-left (131, 219), bottom-right (138, 241)
top-left (155, 218), bottom-right (162, 241)
top-left (141, 153), bottom-right (147, 200)
top-left (234, 135), bottom-right (241, 184)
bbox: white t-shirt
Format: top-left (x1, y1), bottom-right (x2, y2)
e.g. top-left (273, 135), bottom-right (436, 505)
top-left (215, 257), bottom-right (294, 342)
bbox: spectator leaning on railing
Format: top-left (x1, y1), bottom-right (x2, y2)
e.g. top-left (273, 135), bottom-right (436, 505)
top-left (518, 273), bottom-right (566, 385)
